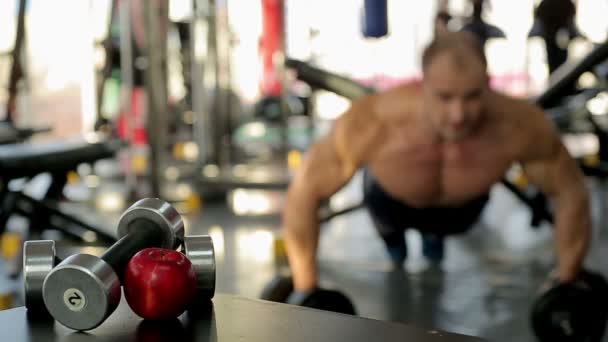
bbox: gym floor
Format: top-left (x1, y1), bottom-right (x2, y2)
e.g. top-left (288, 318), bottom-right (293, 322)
top-left (1, 175), bottom-right (607, 342)
top-left (197, 177), bottom-right (608, 342)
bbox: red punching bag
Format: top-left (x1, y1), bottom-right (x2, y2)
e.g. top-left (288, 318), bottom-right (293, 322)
top-left (260, 0), bottom-right (284, 97)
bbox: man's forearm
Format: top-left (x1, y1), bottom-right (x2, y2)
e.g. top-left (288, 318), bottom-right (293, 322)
top-left (283, 188), bottom-right (321, 291)
top-left (553, 192), bottom-right (591, 283)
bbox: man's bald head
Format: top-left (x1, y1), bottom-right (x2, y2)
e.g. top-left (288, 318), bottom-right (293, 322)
top-left (422, 31), bottom-right (487, 73)
top-left (421, 31), bottom-right (490, 142)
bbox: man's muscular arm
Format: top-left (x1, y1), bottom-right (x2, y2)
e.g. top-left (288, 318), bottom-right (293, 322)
top-left (283, 96), bottom-right (387, 291)
top-left (515, 99), bottom-right (591, 283)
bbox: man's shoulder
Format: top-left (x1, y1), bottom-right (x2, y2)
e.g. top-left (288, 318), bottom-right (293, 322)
top-left (486, 90), bottom-right (559, 161)
top-left (486, 90), bottom-right (545, 125)
top-left (381, 81), bottom-right (422, 97)
top-left (486, 90), bottom-right (531, 110)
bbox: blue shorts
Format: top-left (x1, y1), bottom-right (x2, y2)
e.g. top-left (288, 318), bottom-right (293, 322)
top-left (362, 170), bottom-right (489, 237)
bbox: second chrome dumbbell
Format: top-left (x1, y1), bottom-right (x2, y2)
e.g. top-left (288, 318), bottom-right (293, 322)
top-left (23, 240), bottom-right (61, 315)
top-left (181, 235), bottom-right (216, 300)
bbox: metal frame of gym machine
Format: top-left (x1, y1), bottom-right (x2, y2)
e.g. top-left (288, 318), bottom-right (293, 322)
top-left (122, 0), bottom-right (181, 199)
top-left (0, 0), bottom-right (119, 275)
top-left (193, 0), bottom-right (292, 196)
top-left (141, 0), bottom-right (171, 198)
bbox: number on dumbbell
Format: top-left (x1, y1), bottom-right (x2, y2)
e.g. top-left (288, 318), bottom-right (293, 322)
top-left (63, 288), bottom-right (86, 312)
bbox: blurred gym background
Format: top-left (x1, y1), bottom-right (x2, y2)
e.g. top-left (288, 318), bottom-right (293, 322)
top-left (1, 1), bottom-right (608, 341)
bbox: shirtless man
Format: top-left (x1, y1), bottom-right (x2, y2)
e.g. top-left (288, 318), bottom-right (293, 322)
top-left (283, 31), bottom-right (591, 293)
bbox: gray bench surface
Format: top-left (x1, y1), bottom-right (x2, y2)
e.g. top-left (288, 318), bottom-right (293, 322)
top-left (0, 294), bottom-right (486, 342)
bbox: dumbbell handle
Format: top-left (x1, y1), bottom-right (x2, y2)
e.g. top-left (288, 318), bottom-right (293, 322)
top-left (100, 219), bottom-right (164, 282)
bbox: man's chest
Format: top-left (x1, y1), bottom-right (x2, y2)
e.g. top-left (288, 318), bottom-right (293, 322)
top-left (375, 126), bottom-right (517, 203)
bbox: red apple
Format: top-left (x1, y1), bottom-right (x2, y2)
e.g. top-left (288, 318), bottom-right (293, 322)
top-left (124, 248), bottom-right (197, 320)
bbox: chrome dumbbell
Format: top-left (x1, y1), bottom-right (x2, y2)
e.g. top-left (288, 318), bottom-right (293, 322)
top-left (23, 240), bottom-right (61, 315)
top-left (181, 235), bottom-right (216, 300)
top-left (42, 198), bottom-right (184, 331)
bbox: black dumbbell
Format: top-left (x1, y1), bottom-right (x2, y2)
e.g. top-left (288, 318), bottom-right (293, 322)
top-left (42, 198), bottom-right (184, 331)
top-left (531, 269), bottom-right (608, 342)
top-left (260, 275), bottom-right (356, 315)
top-left (23, 240), bottom-right (62, 315)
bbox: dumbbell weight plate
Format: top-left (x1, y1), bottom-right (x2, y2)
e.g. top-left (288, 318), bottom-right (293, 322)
top-left (183, 235), bottom-right (215, 299)
top-left (118, 198), bottom-right (184, 249)
top-left (287, 288), bottom-right (357, 315)
top-left (23, 240), bottom-right (56, 312)
top-left (260, 275), bottom-right (293, 303)
top-left (531, 276), bottom-right (599, 342)
top-left (43, 254), bottom-right (121, 331)
top-left (260, 275), bottom-right (357, 315)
